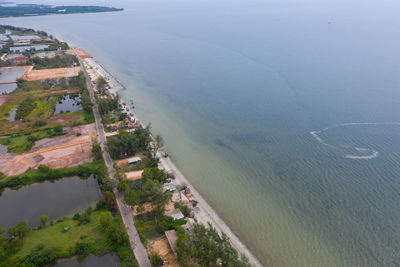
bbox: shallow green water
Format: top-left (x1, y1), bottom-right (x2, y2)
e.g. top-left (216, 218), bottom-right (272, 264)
top-left (4, 0), bottom-right (400, 265)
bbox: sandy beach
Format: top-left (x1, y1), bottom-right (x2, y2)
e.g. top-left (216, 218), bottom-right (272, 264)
top-left (80, 54), bottom-right (262, 267)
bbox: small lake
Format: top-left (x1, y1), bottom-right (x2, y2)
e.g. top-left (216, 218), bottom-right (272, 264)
top-left (10, 44), bottom-right (49, 52)
top-left (0, 144), bottom-right (7, 154)
top-left (0, 83), bottom-right (17, 94)
top-left (34, 51), bottom-right (56, 57)
top-left (0, 176), bottom-right (102, 229)
top-left (10, 34), bottom-right (40, 41)
top-left (7, 53), bottom-right (23, 59)
top-left (7, 107), bottom-right (17, 121)
top-left (54, 95), bottom-right (82, 114)
top-left (0, 67), bottom-right (27, 83)
top-left (50, 254), bottom-right (120, 267)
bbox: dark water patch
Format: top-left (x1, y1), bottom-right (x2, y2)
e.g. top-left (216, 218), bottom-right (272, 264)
top-left (7, 107), bottom-right (17, 121)
top-left (34, 51), bottom-right (56, 57)
top-left (214, 138), bottom-right (233, 150)
top-left (0, 67), bottom-right (27, 82)
top-left (10, 34), bottom-right (40, 41)
top-left (50, 254), bottom-right (120, 267)
top-left (6, 53), bottom-right (23, 59)
top-left (54, 94), bottom-right (82, 114)
top-left (0, 176), bottom-right (102, 229)
top-left (229, 132), bottom-right (274, 146)
top-left (0, 143), bottom-right (7, 154)
top-left (10, 44), bottom-right (49, 52)
top-left (0, 83), bottom-right (17, 94)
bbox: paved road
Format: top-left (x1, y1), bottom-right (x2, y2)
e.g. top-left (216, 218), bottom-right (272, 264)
top-left (79, 58), bottom-right (151, 267)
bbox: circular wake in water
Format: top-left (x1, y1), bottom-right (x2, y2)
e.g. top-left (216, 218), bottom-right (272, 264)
top-left (310, 122), bottom-right (400, 160)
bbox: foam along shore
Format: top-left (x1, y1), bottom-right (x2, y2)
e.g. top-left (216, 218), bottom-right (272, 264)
top-left (80, 54), bottom-right (263, 267)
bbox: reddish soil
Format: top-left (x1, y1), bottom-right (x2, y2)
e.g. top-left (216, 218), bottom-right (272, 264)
top-left (0, 95), bottom-right (8, 107)
top-left (21, 67), bottom-right (81, 81)
top-left (0, 124), bottom-right (96, 176)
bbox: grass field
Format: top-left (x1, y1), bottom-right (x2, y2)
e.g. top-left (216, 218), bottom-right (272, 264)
top-left (0, 85), bottom-right (79, 120)
top-left (0, 110), bottom-right (86, 136)
top-left (0, 128), bottom-right (65, 153)
top-left (7, 209), bottom-right (110, 264)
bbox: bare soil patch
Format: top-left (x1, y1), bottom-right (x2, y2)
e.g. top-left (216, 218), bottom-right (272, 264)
top-left (0, 124), bottom-right (96, 176)
top-left (21, 67), bottom-right (81, 81)
top-left (125, 170), bottom-right (144, 181)
top-left (147, 237), bottom-right (179, 267)
top-left (70, 48), bottom-right (92, 59)
top-left (0, 95), bottom-right (8, 107)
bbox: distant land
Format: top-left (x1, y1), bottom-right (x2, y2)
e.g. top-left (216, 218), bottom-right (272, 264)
top-left (0, 3), bottom-right (123, 18)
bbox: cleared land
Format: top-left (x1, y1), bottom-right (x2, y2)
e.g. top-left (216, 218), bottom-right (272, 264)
top-left (125, 170), bottom-right (144, 181)
top-left (21, 66), bottom-right (81, 81)
top-left (147, 237), bottom-right (179, 267)
top-left (70, 48), bottom-right (92, 59)
top-left (0, 124), bottom-right (96, 176)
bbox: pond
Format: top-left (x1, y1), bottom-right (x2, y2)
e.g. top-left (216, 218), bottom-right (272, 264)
top-left (50, 254), bottom-right (120, 267)
top-left (6, 107), bottom-right (17, 121)
top-left (0, 176), bottom-right (102, 229)
top-left (0, 67), bottom-right (27, 83)
top-left (10, 44), bottom-right (49, 52)
top-left (54, 95), bottom-right (82, 114)
top-left (0, 83), bottom-right (17, 94)
top-left (34, 51), bottom-right (56, 57)
top-left (0, 144), bottom-right (7, 154)
top-left (10, 34), bottom-right (40, 41)
top-left (6, 53), bottom-right (23, 59)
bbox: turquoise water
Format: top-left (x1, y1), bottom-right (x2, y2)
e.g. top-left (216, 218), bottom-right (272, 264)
top-left (3, 0), bottom-right (400, 265)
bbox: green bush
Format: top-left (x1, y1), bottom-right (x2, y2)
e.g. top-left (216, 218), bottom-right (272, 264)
top-left (150, 253), bottom-right (163, 267)
top-left (15, 97), bottom-right (37, 120)
top-left (75, 241), bottom-right (91, 255)
top-left (32, 120), bottom-right (47, 128)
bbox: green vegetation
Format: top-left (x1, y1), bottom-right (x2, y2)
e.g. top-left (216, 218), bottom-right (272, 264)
top-left (151, 134), bottom-right (164, 157)
top-left (28, 55), bottom-right (80, 70)
top-left (96, 76), bottom-right (107, 94)
top-left (71, 72), bottom-right (94, 123)
top-left (134, 212), bottom-right (185, 246)
top-left (0, 5), bottom-right (123, 18)
top-left (107, 127), bottom-right (152, 160)
top-left (150, 253), bottom-right (163, 267)
top-left (0, 127), bottom-right (66, 153)
top-left (46, 42), bottom-right (69, 51)
top-left (15, 97), bottom-right (37, 120)
top-left (39, 216), bottom-right (49, 229)
top-left (0, 72), bottom-right (93, 136)
top-left (0, 208), bottom-right (118, 266)
top-left (97, 94), bottom-right (128, 124)
top-left (0, 159), bottom-right (110, 192)
top-left (176, 223), bottom-right (250, 267)
top-left (174, 202), bottom-right (191, 217)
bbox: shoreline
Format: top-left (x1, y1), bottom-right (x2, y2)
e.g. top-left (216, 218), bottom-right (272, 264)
top-left (80, 56), bottom-right (263, 266)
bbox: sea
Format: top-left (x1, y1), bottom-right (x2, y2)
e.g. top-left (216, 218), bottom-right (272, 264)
top-left (3, 0), bottom-right (400, 265)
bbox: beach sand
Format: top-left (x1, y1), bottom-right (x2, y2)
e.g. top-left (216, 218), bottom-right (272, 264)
top-left (80, 56), bottom-right (262, 267)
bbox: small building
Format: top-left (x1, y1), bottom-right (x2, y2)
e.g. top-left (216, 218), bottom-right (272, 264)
top-left (127, 156), bottom-right (141, 165)
top-left (165, 230), bottom-right (178, 256)
top-left (163, 183), bottom-right (177, 192)
top-left (12, 56), bottom-right (27, 63)
top-left (167, 210), bottom-right (185, 221)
